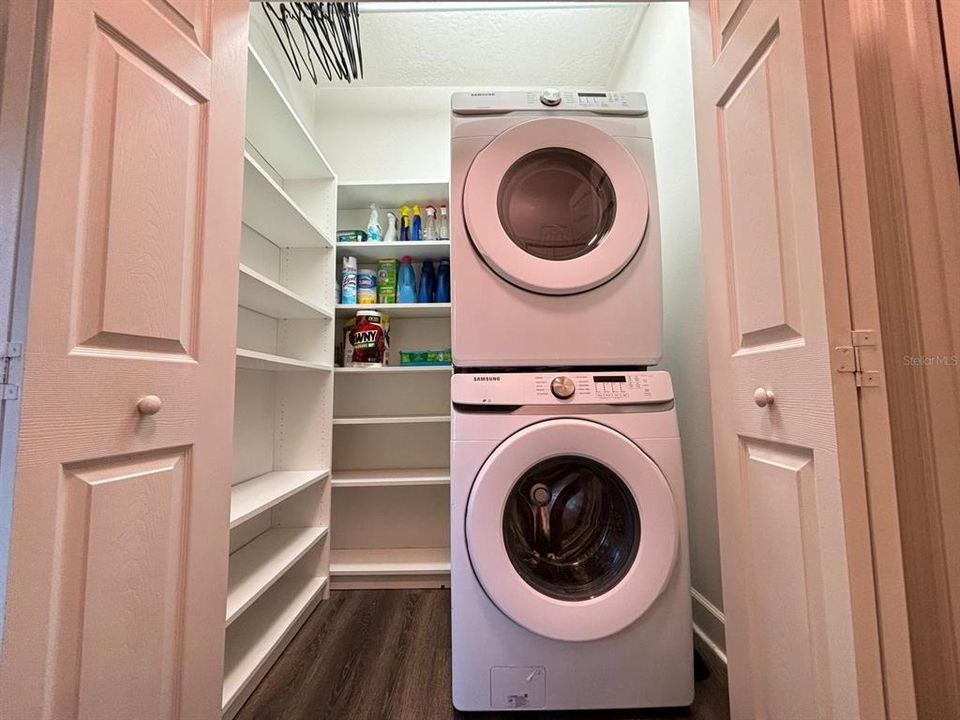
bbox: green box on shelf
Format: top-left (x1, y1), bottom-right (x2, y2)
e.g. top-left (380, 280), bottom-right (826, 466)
top-left (337, 230), bottom-right (367, 243)
top-left (377, 259), bottom-right (398, 303)
top-left (399, 349), bottom-right (453, 366)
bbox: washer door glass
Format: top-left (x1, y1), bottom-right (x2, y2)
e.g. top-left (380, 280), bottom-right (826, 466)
top-left (462, 117), bottom-right (650, 295)
top-left (497, 148), bottom-right (616, 262)
top-left (465, 418), bottom-right (679, 642)
top-left (503, 456), bottom-right (639, 601)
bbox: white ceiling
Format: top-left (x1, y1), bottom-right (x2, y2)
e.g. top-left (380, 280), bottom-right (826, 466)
top-left (258, 2), bottom-right (648, 88)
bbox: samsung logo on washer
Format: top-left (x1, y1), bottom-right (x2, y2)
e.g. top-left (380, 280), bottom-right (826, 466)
top-left (472, 376), bottom-right (501, 382)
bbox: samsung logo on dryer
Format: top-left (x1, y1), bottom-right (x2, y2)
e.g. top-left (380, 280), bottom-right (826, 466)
top-left (472, 376), bottom-right (501, 382)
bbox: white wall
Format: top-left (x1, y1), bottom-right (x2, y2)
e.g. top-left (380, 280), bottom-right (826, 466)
top-left (610, 3), bottom-right (726, 654)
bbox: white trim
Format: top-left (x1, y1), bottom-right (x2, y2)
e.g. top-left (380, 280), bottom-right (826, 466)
top-left (691, 586), bottom-right (725, 624)
top-left (693, 621), bottom-right (728, 667)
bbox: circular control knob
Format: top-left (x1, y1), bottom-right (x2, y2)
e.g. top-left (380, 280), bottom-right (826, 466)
top-left (540, 88), bottom-right (562, 107)
top-left (551, 376), bottom-right (576, 399)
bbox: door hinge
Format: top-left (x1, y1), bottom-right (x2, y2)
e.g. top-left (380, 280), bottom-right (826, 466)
top-left (834, 330), bottom-right (881, 387)
top-left (0, 341), bottom-right (22, 400)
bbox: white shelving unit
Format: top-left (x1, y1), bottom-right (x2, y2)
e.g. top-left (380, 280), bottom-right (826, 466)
top-left (331, 468), bottom-right (450, 488)
top-left (239, 264), bottom-right (333, 320)
top-left (334, 365), bottom-right (451, 375)
top-left (332, 414), bottom-right (451, 426)
top-left (222, 575), bottom-right (327, 719)
top-left (335, 302), bottom-right (450, 319)
top-left (235, 349), bottom-right (333, 373)
top-left (336, 240), bottom-right (449, 262)
top-left (230, 470), bottom-right (330, 529)
top-left (224, 32), bottom-right (337, 720)
top-left (329, 548), bottom-right (451, 590)
top-left (337, 179), bottom-right (448, 210)
top-left (332, 179), bottom-right (452, 591)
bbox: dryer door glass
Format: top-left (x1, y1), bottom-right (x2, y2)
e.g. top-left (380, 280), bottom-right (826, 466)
top-left (497, 148), bottom-right (616, 261)
top-left (502, 455), bottom-right (640, 601)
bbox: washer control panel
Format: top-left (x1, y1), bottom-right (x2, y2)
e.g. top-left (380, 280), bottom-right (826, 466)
top-left (452, 90), bottom-right (648, 116)
top-left (452, 371), bottom-right (673, 406)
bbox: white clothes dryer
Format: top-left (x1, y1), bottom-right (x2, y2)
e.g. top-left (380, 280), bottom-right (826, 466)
top-left (450, 370), bottom-right (693, 712)
top-left (451, 90), bottom-right (661, 368)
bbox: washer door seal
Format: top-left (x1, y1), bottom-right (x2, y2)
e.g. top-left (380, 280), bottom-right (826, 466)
top-left (463, 117), bottom-right (649, 295)
top-left (465, 418), bottom-right (678, 642)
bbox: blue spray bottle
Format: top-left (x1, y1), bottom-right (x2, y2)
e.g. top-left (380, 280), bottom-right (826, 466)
top-left (411, 205), bottom-right (422, 241)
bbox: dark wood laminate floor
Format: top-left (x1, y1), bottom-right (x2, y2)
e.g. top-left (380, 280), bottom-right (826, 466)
top-left (237, 590), bottom-right (730, 720)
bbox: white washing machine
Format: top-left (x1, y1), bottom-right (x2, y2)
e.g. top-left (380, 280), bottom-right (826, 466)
top-left (451, 90), bottom-right (661, 368)
top-left (450, 370), bottom-right (693, 712)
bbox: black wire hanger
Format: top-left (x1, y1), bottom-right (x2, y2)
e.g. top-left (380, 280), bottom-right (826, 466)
top-left (263, 2), bottom-right (363, 84)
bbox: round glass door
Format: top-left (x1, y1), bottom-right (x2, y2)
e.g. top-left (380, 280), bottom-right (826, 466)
top-left (465, 419), bottom-right (679, 642)
top-left (463, 117), bottom-right (649, 295)
top-left (503, 456), bottom-right (640, 601)
top-left (497, 148), bottom-right (617, 261)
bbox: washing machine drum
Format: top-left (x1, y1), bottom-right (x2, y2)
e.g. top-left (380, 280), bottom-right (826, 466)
top-left (465, 419), bottom-right (678, 642)
top-left (463, 117), bottom-right (650, 295)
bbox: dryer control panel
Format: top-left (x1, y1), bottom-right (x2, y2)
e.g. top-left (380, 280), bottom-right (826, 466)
top-left (452, 371), bottom-right (673, 406)
top-left (452, 90), bottom-right (648, 116)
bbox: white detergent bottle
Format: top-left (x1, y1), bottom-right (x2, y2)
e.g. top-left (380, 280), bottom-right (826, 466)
top-left (367, 203), bottom-right (383, 242)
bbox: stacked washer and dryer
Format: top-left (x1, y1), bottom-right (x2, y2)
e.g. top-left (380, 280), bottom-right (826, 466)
top-left (449, 90), bottom-right (694, 712)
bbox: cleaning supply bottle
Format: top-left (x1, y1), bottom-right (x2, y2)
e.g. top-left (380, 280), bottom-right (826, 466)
top-left (399, 205), bottom-right (411, 242)
top-left (367, 203), bottom-right (382, 242)
top-left (412, 205), bottom-right (422, 241)
top-left (438, 204), bottom-right (449, 241)
top-left (418, 260), bottom-right (435, 303)
top-left (435, 258), bottom-right (450, 303)
top-left (397, 256), bottom-right (417, 304)
top-left (423, 205), bottom-right (438, 241)
top-left (341, 255), bottom-right (358, 305)
top-left (384, 212), bottom-right (398, 242)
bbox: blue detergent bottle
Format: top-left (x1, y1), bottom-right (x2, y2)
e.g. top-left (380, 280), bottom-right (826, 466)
top-left (435, 259), bottom-right (450, 303)
top-left (398, 256), bottom-right (417, 304)
top-left (418, 260), bottom-right (435, 303)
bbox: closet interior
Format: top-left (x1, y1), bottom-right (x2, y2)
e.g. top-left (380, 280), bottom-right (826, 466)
top-left (222, 3), bottom-right (715, 717)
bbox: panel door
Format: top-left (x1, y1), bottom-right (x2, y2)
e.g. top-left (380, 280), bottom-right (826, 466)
top-left (0, 1), bottom-right (248, 718)
top-left (689, 1), bottom-right (861, 717)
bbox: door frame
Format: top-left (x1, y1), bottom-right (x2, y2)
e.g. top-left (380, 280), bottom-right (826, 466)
top-left (821, 0), bottom-right (960, 717)
top-left (0, 0), bottom-right (49, 649)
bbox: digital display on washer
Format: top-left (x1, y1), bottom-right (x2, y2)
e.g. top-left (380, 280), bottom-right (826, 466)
top-left (578, 92), bottom-right (607, 97)
top-left (593, 375), bottom-right (627, 383)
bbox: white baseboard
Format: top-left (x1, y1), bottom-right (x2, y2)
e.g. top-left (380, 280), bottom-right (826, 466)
top-left (691, 587), bottom-right (727, 665)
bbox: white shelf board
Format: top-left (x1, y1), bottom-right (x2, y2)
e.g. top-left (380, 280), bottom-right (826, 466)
top-left (230, 470), bottom-right (330, 529)
top-left (239, 264), bottom-right (333, 320)
top-left (246, 46), bottom-right (334, 180)
top-left (331, 467), bottom-right (450, 488)
top-left (222, 575), bottom-right (327, 718)
top-left (242, 153), bottom-right (333, 248)
top-left (335, 240), bottom-right (449, 262)
top-left (236, 348), bottom-right (333, 372)
top-left (226, 526), bottom-right (328, 626)
top-left (337, 179), bottom-right (448, 210)
top-left (335, 303), bottom-right (450, 319)
top-left (332, 414), bottom-right (450, 426)
top-left (334, 365), bottom-right (451, 375)
top-left (330, 547), bottom-right (450, 576)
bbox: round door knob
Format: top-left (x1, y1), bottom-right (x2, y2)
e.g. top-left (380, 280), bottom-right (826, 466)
top-left (753, 387), bottom-right (775, 407)
top-left (540, 88), bottom-right (562, 106)
top-left (551, 376), bottom-right (576, 399)
top-left (137, 395), bottom-right (163, 416)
